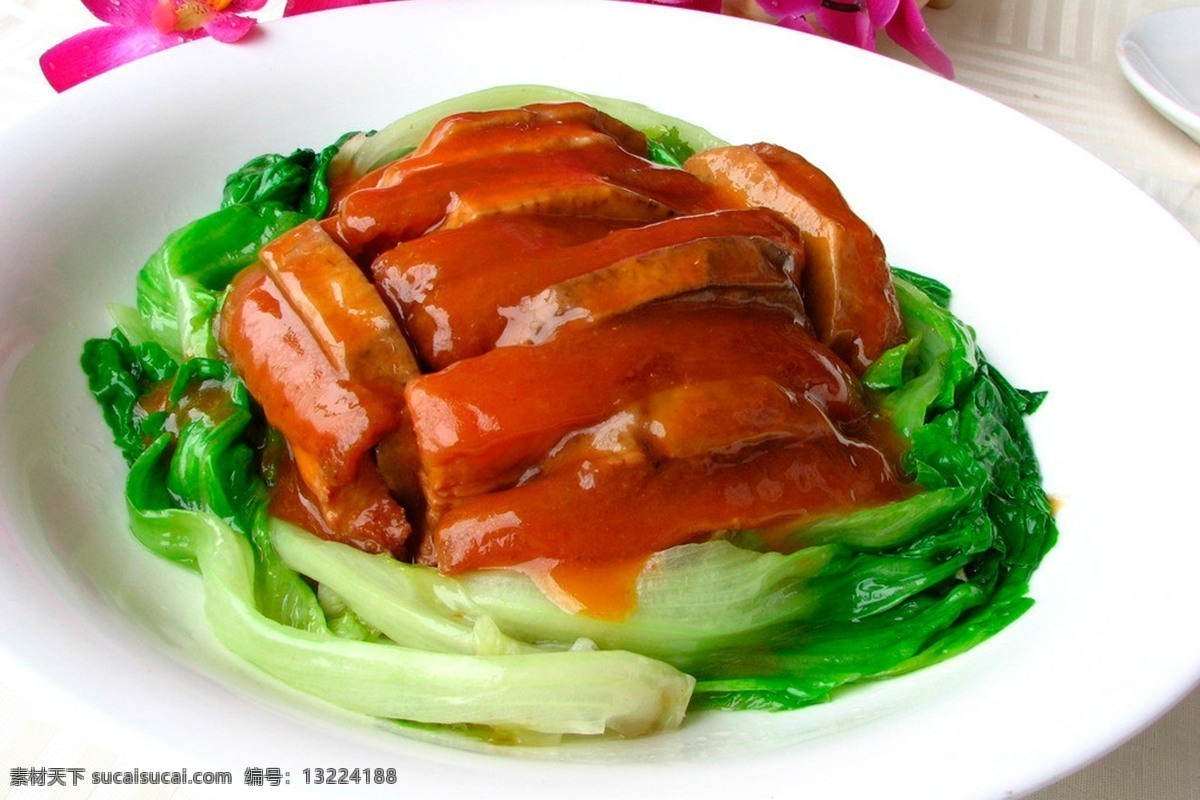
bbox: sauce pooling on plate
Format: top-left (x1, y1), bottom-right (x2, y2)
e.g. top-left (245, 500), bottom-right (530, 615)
top-left (217, 102), bottom-right (913, 618)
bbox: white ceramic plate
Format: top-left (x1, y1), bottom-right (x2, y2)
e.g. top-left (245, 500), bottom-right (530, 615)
top-left (1118, 6), bottom-right (1200, 144)
top-left (3, 1), bottom-right (1200, 798)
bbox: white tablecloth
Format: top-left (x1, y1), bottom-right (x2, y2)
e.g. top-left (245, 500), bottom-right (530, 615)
top-left (1, 1), bottom-right (1198, 797)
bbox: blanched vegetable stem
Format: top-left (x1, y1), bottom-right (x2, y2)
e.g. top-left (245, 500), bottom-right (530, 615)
top-left (128, 437), bottom-right (694, 738)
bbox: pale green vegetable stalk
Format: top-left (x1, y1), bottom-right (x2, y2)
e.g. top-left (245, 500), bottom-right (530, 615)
top-left (271, 521), bottom-right (968, 670)
top-left (128, 437), bottom-right (693, 739)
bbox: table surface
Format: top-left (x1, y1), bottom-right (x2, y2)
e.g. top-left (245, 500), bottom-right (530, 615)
top-left (1, 0), bottom-right (1198, 797)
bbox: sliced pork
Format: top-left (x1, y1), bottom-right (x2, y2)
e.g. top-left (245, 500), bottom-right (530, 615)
top-left (685, 143), bottom-right (906, 372)
top-left (217, 102), bottom-right (913, 592)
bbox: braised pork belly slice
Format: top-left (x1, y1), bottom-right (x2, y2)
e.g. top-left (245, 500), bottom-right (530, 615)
top-left (534, 376), bottom-right (861, 482)
top-left (405, 302), bottom-right (864, 511)
top-left (331, 103), bottom-right (651, 211)
top-left (375, 419), bottom-right (427, 526)
top-left (407, 103), bottom-right (648, 164)
top-left (219, 265), bottom-right (397, 489)
top-left (258, 220), bottom-right (420, 392)
top-left (217, 225), bottom-right (420, 554)
top-left (273, 448), bottom-right (411, 556)
top-left (496, 235), bottom-right (800, 349)
top-left (638, 377), bottom-right (853, 460)
top-left (373, 209), bottom-right (804, 369)
top-left (431, 434), bottom-right (909, 574)
top-left (335, 119), bottom-right (646, 210)
top-left (441, 177), bottom-right (677, 230)
top-left (373, 215), bottom-right (628, 369)
top-left (378, 112), bottom-right (647, 190)
top-left (333, 141), bottom-right (720, 257)
top-left (685, 144), bottom-right (905, 373)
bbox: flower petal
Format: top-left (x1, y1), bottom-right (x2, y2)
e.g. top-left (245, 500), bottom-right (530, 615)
top-left (150, 0), bottom-right (179, 35)
top-left (80, 0), bottom-right (159, 26)
top-left (283, 0), bottom-right (371, 15)
top-left (228, 0), bottom-right (270, 14)
top-left (39, 24), bottom-right (191, 92)
top-left (203, 11), bottom-right (256, 42)
top-left (866, 0), bottom-right (899, 28)
top-left (775, 13), bottom-right (818, 34)
top-left (885, 0), bottom-right (954, 77)
top-left (755, 0), bottom-right (821, 16)
top-left (818, 5), bottom-right (874, 49)
top-left (650, 0), bottom-right (724, 9)
top-left (615, 0), bottom-right (723, 9)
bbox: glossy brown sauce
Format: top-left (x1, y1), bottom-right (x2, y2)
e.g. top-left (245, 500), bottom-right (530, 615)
top-left (136, 378), bottom-right (237, 436)
top-left (218, 102), bottom-right (911, 618)
top-left (508, 555), bottom-right (650, 621)
top-left (373, 209), bottom-right (803, 370)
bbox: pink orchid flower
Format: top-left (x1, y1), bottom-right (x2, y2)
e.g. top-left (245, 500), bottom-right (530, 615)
top-left (40, 0), bottom-right (265, 92)
top-left (753, 0), bottom-right (954, 77)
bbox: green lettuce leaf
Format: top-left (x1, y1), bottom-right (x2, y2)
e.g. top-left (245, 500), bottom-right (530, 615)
top-left (222, 134), bottom-right (356, 219)
top-left (115, 203), bottom-right (307, 360)
top-left (645, 126), bottom-right (696, 167)
top-left (223, 150), bottom-right (315, 210)
top-left (865, 272), bottom-right (979, 436)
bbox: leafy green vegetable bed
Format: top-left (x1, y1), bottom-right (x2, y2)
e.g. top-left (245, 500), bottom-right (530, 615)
top-left (80, 86), bottom-right (1057, 742)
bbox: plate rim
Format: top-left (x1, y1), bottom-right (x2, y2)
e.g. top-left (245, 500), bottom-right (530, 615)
top-left (3, 2), bottom-right (1200, 798)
